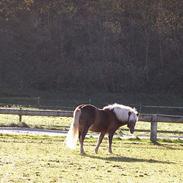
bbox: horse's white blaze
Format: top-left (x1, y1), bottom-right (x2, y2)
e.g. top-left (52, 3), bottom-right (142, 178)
top-left (65, 109), bottom-right (81, 149)
top-left (103, 103), bottom-right (138, 122)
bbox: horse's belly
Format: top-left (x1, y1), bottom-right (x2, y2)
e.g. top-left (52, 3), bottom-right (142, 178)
top-left (89, 123), bottom-right (108, 132)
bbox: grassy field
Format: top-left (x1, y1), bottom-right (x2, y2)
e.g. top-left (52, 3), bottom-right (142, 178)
top-left (0, 134), bottom-right (183, 183)
top-left (0, 114), bottom-right (183, 138)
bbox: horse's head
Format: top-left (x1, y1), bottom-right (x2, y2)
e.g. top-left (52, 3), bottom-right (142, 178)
top-left (103, 103), bottom-right (139, 134)
top-left (127, 109), bottom-right (139, 134)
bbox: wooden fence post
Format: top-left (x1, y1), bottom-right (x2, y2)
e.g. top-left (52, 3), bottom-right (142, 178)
top-left (19, 107), bottom-right (22, 123)
top-left (150, 114), bottom-right (158, 142)
top-left (19, 114), bottom-right (22, 123)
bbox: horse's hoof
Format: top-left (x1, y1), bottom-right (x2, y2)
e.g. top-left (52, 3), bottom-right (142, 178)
top-left (95, 148), bottom-right (98, 154)
top-left (80, 151), bottom-right (86, 156)
top-left (109, 150), bottom-right (113, 154)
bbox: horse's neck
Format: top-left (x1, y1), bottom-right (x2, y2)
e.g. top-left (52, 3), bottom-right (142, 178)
top-left (110, 109), bottom-right (128, 125)
top-left (101, 109), bottom-right (128, 126)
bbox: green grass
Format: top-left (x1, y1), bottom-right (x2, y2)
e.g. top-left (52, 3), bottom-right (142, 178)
top-left (0, 134), bottom-right (183, 183)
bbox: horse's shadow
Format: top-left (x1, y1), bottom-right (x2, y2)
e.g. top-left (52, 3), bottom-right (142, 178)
top-left (85, 154), bottom-right (174, 164)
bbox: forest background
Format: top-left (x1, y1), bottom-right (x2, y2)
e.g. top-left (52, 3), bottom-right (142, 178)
top-left (0, 0), bottom-right (182, 106)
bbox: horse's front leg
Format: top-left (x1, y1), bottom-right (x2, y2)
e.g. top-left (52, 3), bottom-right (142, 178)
top-left (108, 132), bottom-right (115, 154)
top-left (95, 131), bottom-right (105, 154)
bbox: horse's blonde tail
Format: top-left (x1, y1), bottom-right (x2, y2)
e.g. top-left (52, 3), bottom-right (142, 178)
top-left (65, 109), bottom-right (81, 149)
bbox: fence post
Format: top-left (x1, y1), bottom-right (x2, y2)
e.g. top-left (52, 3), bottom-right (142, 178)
top-left (150, 114), bottom-right (158, 142)
top-left (19, 107), bottom-right (22, 123)
top-left (19, 115), bottom-right (22, 123)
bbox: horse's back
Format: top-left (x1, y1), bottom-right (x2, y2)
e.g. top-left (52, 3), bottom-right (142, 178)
top-left (89, 109), bottom-right (110, 132)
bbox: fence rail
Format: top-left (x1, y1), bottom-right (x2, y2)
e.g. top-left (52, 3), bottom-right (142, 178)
top-left (0, 108), bottom-right (183, 142)
top-left (0, 108), bottom-right (72, 117)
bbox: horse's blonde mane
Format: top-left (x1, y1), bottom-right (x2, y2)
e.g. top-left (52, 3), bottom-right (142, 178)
top-left (103, 103), bottom-right (137, 122)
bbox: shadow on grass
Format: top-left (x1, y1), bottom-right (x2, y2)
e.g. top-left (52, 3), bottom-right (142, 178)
top-left (85, 154), bottom-right (174, 164)
top-left (84, 141), bottom-right (183, 151)
top-left (151, 141), bottom-right (183, 150)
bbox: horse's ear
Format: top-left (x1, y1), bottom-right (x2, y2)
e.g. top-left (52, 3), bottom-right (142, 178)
top-left (128, 111), bottom-right (132, 116)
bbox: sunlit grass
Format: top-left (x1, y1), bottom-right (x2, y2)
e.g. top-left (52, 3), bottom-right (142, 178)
top-left (0, 134), bottom-right (183, 183)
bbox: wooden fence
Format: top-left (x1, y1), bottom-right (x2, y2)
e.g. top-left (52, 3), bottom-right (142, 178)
top-left (0, 108), bottom-right (183, 142)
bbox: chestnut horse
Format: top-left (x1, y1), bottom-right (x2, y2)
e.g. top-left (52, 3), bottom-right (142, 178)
top-left (65, 103), bottom-right (139, 154)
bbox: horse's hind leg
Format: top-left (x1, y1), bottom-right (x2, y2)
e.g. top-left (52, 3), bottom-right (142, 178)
top-left (79, 127), bottom-right (89, 155)
top-left (95, 131), bottom-right (105, 154)
top-left (79, 132), bottom-right (85, 155)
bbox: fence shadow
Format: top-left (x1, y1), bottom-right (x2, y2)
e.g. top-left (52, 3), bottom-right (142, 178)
top-left (152, 141), bottom-right (183, 150)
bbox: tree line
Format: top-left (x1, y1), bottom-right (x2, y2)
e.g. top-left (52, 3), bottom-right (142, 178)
top-left (0, 0), bottom-right (182, 95)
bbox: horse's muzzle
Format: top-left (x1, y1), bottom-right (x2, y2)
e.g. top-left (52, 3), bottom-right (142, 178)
top-left (129, 128), bottom-right (135, 134)
top-left (127, 122), bottom-right (135, 134)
